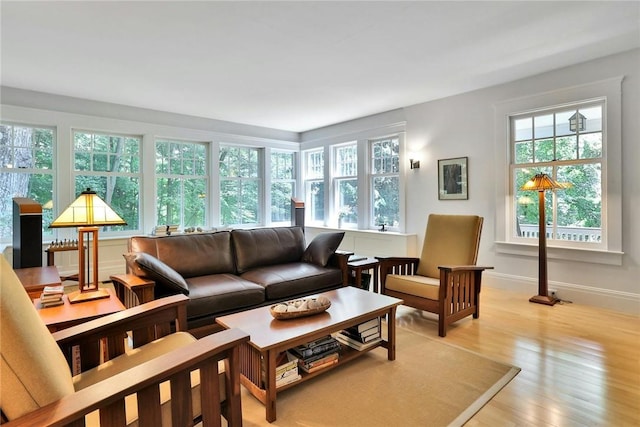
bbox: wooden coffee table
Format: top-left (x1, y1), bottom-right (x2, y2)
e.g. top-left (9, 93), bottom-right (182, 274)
top-left (216, 286), bottom-right (403, 422)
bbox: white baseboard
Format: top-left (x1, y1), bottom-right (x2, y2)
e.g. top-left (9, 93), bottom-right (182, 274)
top-left (485, 272), bottom-right (640, 315)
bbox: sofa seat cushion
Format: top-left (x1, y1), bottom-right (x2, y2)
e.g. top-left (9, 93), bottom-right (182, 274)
top-left (240, 263), bottom-right (343, 300)
top-left (186, 274), bottom-right (265, 319)
top-left (385, 274), bottom-right (440, 300)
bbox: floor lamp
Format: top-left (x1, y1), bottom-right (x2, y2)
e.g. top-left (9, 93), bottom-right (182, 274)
top-left (520, 173), bottom-right (566, 306)
top-left (49, 188), bottom-right (127, 303)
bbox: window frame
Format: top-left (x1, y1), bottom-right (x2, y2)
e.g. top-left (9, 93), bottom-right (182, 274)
top-left (510, 100), bottom-right (604, 248)
top-left (72, 129), bottom-right (143, 236)
top-left (269, 149), bottom-right (297, 225)
top-left (494, 77), bottom-right (623, 266)
top-left (303, 148), bottom-right (326, 226)
top-left (369, 135), bottom-right (400, 231)
top-left (219, 144), bottom-right (263, 227)
top-left (0, 122), bottom-right (56, 244)
top-left (332, 142), bottom-right (358, 228)
top-left (155, 138), bottom-right (209, 230)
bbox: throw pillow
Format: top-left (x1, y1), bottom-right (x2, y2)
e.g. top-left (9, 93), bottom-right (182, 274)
top-left (123, 252), bottom-right (189, 295)
top-left (302, 232), bottom-right (345, 267)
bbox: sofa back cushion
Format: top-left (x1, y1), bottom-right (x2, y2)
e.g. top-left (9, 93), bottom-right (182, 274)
top-left (232, 227), bottom-right (305, 274)
top-left (129, 232), bottom-right (235, 278)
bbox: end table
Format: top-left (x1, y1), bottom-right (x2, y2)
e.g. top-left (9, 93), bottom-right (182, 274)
top-left (347, 257), bottom-right (380, 293)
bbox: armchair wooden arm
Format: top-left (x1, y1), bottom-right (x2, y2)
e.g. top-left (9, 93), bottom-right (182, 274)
top-left (376, 256), bottom-right (420, 293)
top-left (53, 294), bottom-right (189, 373)
top-left (3, 328), bottom-right (250, 427)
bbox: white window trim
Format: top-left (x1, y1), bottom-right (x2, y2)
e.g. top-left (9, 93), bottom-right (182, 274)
top-left (154, 138), bottom-right (209, 229)
top-left (72, 128), bottom-right (144, 237)
top-left (493, 77), bottom-right (624, 265)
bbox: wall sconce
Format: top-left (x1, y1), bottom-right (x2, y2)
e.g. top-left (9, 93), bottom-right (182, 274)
top-left (409, 159), bottom-right (420, 169)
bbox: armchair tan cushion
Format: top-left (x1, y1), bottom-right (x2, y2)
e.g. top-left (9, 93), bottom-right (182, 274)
top-left (0, 256), bottom-right (74, 420)
top-left (385, 274), bottom-right (440, 300)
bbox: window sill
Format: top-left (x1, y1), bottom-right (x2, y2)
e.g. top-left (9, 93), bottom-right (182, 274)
top-left (495, 241), bottom-right (624, 266)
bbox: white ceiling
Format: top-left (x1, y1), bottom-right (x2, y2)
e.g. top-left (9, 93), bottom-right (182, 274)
top-left (2, 1), bottom-right (639, 133)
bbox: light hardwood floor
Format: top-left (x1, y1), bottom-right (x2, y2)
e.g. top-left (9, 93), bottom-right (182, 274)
top-left (395, 286), bottom-right (640, 426)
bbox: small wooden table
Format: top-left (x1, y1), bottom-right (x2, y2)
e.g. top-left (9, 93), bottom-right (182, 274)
top-left (348, 257), bottom-right (380, 292)
top-left (217, 287), bottom-right (403, 422)
top-left (14, 265), bottom-right (61, 300)
top-left (34, 288), bottom-right (126, 332)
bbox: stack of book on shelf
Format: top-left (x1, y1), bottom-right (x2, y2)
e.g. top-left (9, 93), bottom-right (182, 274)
top-left (274, 351), bottom-right (301, 388)
top-left (290, 335), bottom-right (341, 374)
top-left (334, 318), bottom-right (382, 351)
top-left (39, 285), bottom-right (64, 307)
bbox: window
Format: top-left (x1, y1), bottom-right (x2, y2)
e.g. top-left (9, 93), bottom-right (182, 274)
top-left (0, 123), bottom-right (55, 243)
top-left (271, 151), bottom-right (296, 223)
top-left (73, 130), bottom-right (141, 232)
top-left (333, 143), bottom-right (358, 227)
top-left (511, 101), bottom-right (603, 245)
top-left (370, 136), bottom-right (400, 229)
top-left (156, 139), bottom-right (207, 229)
top-left (219, 146), bottom-right (261, 225)
top-left (304, 149), bottom-right (325, 224)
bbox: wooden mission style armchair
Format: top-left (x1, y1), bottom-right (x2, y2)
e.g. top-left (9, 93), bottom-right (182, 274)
top-left (378, 214), bottom-right (492, 337)
top-left (0, 256), bottom-right (249, 427)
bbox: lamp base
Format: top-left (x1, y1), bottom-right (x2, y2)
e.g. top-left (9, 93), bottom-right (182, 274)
top-left (529, 294), bottom-right (559, 306)
top-left (68, 288), bottom-right (111, 304)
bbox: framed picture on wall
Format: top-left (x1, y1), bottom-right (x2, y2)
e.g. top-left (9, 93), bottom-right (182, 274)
top-left (438, 157), bottom-right (468, 200)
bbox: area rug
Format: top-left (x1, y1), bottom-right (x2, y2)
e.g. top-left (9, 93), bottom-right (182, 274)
top-left (240, 327), bottom-right (520, 427)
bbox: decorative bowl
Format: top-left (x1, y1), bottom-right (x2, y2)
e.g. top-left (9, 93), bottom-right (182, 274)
top-left (270, 296), bottom-right (331, 320)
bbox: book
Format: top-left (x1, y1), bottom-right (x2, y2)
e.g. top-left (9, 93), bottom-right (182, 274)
top-left (40, 299), bottom-right (64, 308)
top-left (299, 357), bottom-right (339, 373)
top-left (335, 332), bottom-right (382, 351)
top-left (344, 322), bottom-right (380, 338)
top-left (348, 254), bottom-right (367, 262)
top-left (340, 327), bottom-right (381, 343)
top-left (349, 318), bottom-right (380, 333)
top-left (299, 352), bottom-right (339, 371)
top-left (42, 285), bottom-right (64, 295)
top-left (276, 373), bottom-right (301, 388)
top-left (40, 293), bottom-right (63, 302)
top-left (290, 336), bottom-right (340, 359)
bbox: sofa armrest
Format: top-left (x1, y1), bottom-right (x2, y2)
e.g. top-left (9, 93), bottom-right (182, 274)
top-left (110, 273), bottom-right (155, 308)
top-left (3, 328), bottom-right (250, 427)
top-left (328, 251), bottom-right (353, 285)
top-left (53, 295), bottom-right (189, 372)
top-left (376, 256), bottom-right (420, 293)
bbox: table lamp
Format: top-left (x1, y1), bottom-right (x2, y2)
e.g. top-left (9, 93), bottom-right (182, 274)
top-left (49, 188), bottom-right (127, 303)
top-left (520, 173), bottom-right (568, 305)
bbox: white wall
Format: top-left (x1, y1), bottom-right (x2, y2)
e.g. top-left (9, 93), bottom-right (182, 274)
top-left (304, 49), bottom-right (640, 314)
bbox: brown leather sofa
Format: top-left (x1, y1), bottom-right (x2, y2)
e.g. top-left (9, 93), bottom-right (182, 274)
top-left (115, 226), bottom-right (348, 331)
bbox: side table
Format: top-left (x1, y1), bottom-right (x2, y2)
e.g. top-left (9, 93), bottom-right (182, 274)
top-left (34, 288), bottom-right (126, 332)
top-left (14, 265), bottom-right (61, 300)
top-left (347, 257), bottom-right (380, 293)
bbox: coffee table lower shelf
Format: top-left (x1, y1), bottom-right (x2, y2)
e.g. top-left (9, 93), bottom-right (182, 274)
top-left (238, 337), bottom-right (390, 401)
